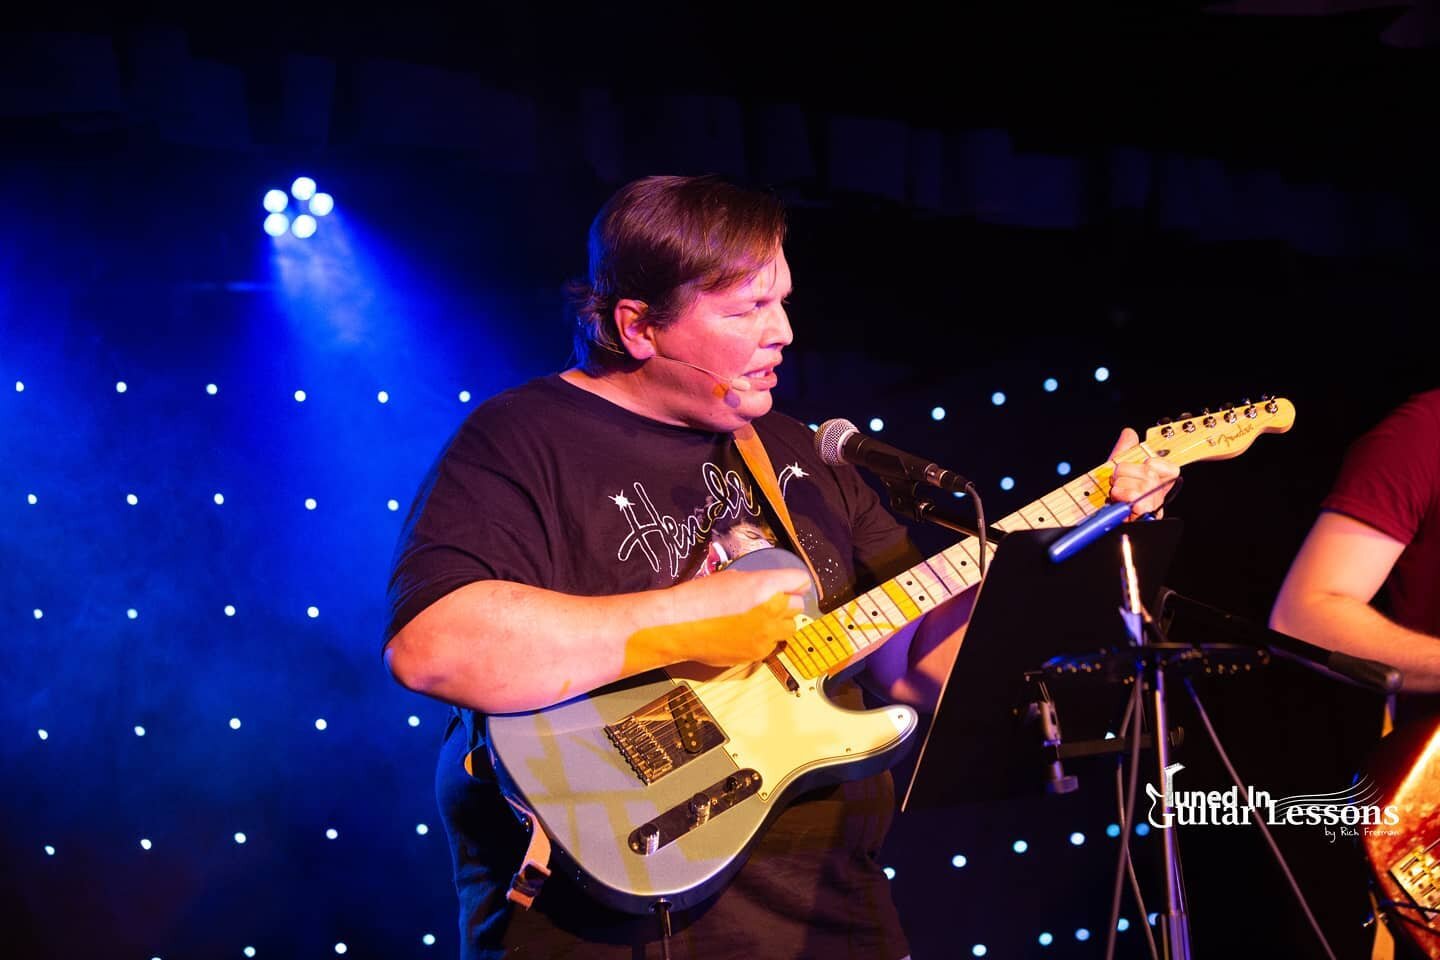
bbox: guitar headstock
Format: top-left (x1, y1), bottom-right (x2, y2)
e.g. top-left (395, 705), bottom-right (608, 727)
top-left (1142, 396), bottom-right (1296, 467)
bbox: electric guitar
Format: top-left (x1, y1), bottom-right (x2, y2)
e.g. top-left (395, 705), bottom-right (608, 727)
top-left (487, 397), bottom-right (1297, 913)
top-left (1364, 717), bottom-right (1440, 958)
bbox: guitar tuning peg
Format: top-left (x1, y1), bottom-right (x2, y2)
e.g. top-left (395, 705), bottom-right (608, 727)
top-left (1201, 407), bottom-right (1210, 415)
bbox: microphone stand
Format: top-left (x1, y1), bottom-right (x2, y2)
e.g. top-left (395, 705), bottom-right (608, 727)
top-left (878, 477), bottom-right (1005, 543)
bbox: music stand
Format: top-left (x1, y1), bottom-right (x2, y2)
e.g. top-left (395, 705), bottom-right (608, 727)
top-left (901, 519), bottom-right (1182, 811)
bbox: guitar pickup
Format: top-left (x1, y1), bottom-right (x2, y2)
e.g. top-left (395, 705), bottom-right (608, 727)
top-left (628, 769), bottom-right (763, 855)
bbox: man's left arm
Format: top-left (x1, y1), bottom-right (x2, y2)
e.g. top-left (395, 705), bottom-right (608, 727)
top-left (864, 428), bottom-right (1178, 710)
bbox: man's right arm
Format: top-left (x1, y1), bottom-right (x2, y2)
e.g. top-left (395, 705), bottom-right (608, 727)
top-left (1270, 510), bottom-right (1440, 692)
top-left (384, 567), bottom-right (813, 714)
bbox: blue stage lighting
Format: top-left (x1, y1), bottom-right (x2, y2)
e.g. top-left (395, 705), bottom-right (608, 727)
top-left (309, 192), bottom-right (334, 216)
top-left (423, 934), bottom-right (435, 946)
top-left (1076, 928), bottom-right (1091, 942)
top-left (951, 854), bottom-right (967, 868)
top-left (206, 383), bottom-right (218, 395)
top-left (291, 214), bottom-right (318, 239)
top-left (234, 832), bottom-right (247, 844)
top-left (27, 493), bottom-right (37, 504)
top-left (1118, 918), bottom-right (1131, 932)
top-left (315, 718), bottom-right (327, 730)
top-left (294, 390), bottom-right (307, 402)
top-left (126, 493), bottom-right (139, 506)
top-left (1038, 933), bottom-right (1053, 946)
top-left (931, 406), bottom-right (946, 421)
top-left (327, 828), bottom-right (339, 840)
top-left (459, 390), bottom-right (472, 403)
top-left (15, 380), bottom-right (24, 392)
top-left (263, 189), bottom-right (288, 213)
top-left (387, 499), bottom-right (400, 512)
top-left (38, 729), bottom-right (48, 740)
top-left (972, 946), bottom-right (987, 957)
top-left (991, 391), bottom-right (1006, 406)
top-left (408, 715), bottom-right (420, 727)
top-left (45, 845), bottom-right (56, 856)
top-left (335, 945), bottom-right (347, 956)
top-left (1000, 477), bottom-right (1015, 491)
top-left (245, 949), bottom-right (256, 958)
top-left (33, 609), bottom-right (43, 620)
top-left (291, 177), bottom-right (317, 201)
top-left (307, 605), bottom-right (319, 617)
top-left (116, 381), bottom-right (128, 393)
top-left (134, 725), bottom-right (145, 737)
top-left (229, 718), bottom-right (241, 730)
top-left (1044, 377), bottom-right (1058, 392)
top-left (224, 605), bottom-right (236, 617)
top-left (416, 823), bottom-right (430, 836)
top-left (127, 608), bottom-right (138, 620)
top-left (1107, 823), bottom-right (1121, 838)
top-left (882, 866), bottom-right (895, 879)
top-left (140, 838), bottom-right (152, 850)
top-left (304, 498), bottom-right (317, 511)
top-left (214, 493), bottom-right (225, 505)
top-left (1095, 366), bottom-right (1111, 382)
top-left (1057, 462), bottom-right (1071, 476)
top-left (1136, 824), bottom-right (1151, 836)
top-left (1070, 832), bottom-right (1085, 846)
top-left (869, 417), bottom-right (884, 432)
top-left (377, 390), bottom-right (389, 404)
top-left (1013, 840), bottom-right (1028, 854)
top-left (264, 213), bottom-right (290, 237)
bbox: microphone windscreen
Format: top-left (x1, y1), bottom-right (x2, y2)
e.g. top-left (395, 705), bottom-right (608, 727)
top-left (814, 419), bottom-right (858, 466)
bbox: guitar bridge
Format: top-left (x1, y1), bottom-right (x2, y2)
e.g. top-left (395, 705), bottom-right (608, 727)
top-left (605, 684), bottom-right (726, 785)
top-left (1391, 845), bottom-right (1440, 925)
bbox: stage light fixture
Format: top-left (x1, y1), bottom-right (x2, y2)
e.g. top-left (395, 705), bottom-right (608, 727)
top-left (291, 214), bottom-right (317, 239)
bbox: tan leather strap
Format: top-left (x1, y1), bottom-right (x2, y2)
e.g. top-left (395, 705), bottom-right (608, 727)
top-left (733, 424), bottom-right (824, 604)
top-left (471, 742), bottom-right (553, 910)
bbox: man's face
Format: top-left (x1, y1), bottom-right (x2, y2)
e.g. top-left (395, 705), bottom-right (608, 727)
top-left (646, 247), bottom-right (794, 432)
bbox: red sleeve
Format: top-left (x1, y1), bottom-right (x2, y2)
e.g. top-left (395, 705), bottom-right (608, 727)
top-left (1321, 390), bottom-right (1440, 546)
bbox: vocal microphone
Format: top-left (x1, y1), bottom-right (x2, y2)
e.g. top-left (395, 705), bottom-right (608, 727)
top-left (648, 354), bottom-right (754, 408)
top-left (814, 419), bottom-right (970, 493)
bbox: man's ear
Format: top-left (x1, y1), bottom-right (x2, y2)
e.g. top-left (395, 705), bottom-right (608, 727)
top-left (613, 299), bottom-right (656, 361)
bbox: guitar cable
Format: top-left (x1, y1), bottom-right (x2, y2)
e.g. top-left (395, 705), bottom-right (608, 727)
top-left (652, 899), bottom-right (674, 960)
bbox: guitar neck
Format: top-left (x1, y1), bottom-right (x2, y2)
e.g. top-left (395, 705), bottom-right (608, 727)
top-left (778, 457), bottom-right (1128, 682)
top-left (775, 396), bottom-right (1296, 682)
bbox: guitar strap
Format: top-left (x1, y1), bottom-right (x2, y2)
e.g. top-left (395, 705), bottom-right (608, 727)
top-left (732, 423), bottom-right (825, 605)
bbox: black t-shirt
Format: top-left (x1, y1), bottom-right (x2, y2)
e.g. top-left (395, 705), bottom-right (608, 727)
top-left (387, 374), bottom-right (919, 960)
